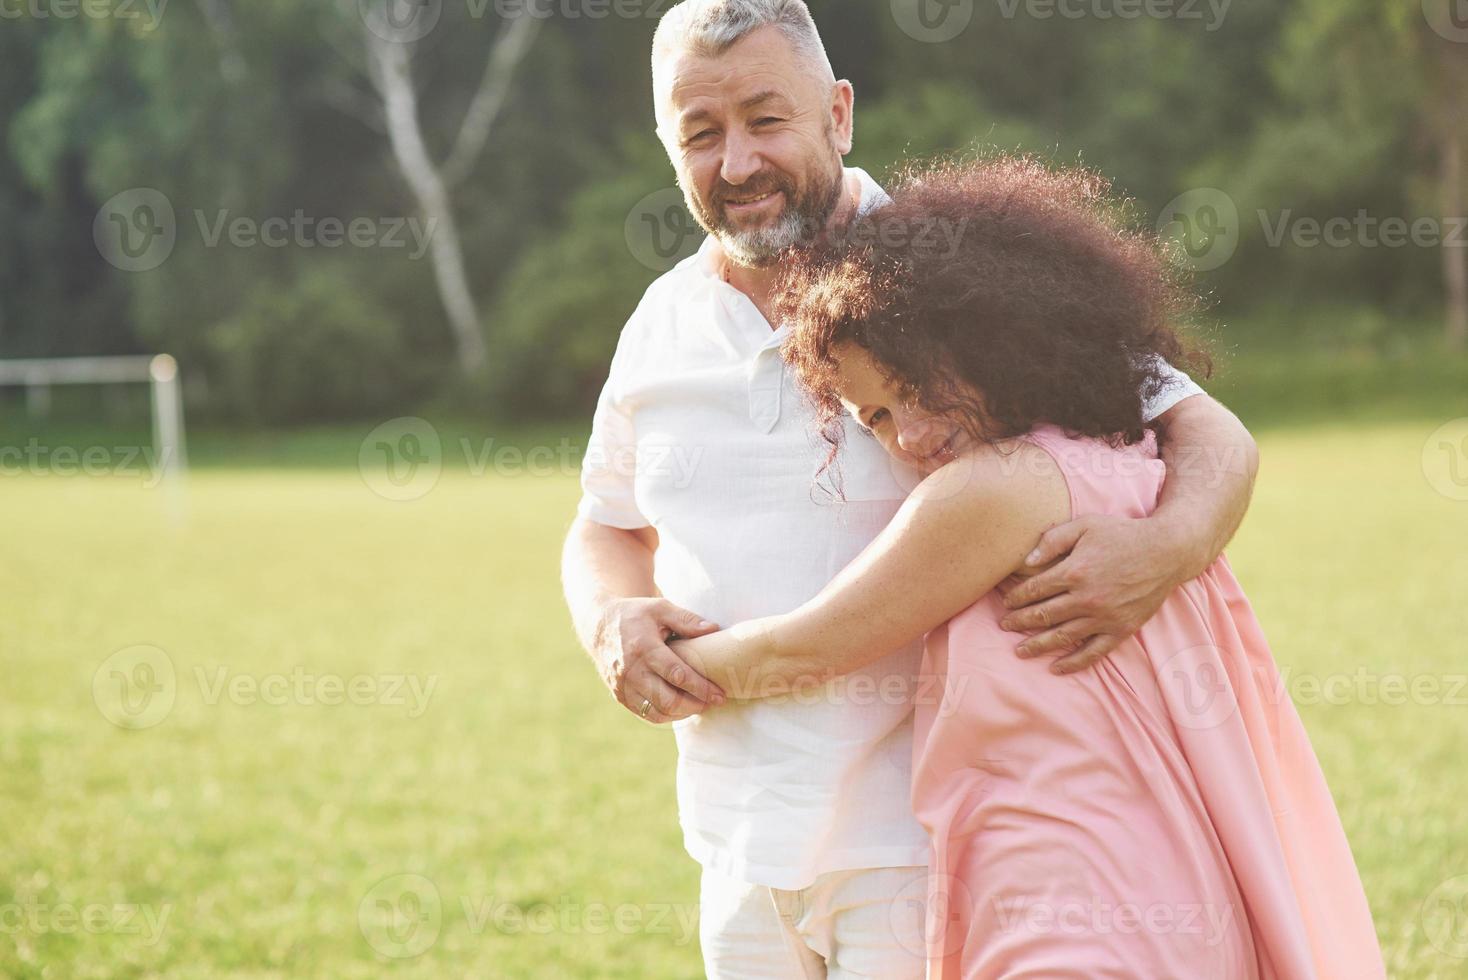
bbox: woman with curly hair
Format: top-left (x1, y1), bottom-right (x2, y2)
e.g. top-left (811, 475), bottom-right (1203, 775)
top-left (671, 156), bottom-right (1383, 977)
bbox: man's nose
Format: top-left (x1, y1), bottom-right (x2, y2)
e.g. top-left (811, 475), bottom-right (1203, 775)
top-left (720, 130), bottom-right (762, 187)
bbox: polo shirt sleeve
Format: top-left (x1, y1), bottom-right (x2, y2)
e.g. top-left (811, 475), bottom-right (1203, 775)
top-left (1142, 358), bottom-right (1207, 422)
top-left (576, 311), bottom-right (652, 531)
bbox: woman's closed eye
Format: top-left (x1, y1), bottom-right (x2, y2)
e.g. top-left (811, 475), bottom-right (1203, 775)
top-left (862, 409), bottom-right (889, 432)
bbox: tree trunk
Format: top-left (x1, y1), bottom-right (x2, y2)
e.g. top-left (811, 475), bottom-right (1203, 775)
top-left (1434, 32), bottom-right (1468, 352)
top-left (442, 14), bottom-right (542, 190)
top-left (193, 0), bottom-right (247, 83)
top-left (366, 32), bottom-right (488, 374)
top-left (358, 8), bottom-right (541, 376)
top-left (1443, 128), bottom-right (1468, 351)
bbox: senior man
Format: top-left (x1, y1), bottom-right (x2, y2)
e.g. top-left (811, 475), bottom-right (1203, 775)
top-left (561, 1), bottom-right (1260, 976)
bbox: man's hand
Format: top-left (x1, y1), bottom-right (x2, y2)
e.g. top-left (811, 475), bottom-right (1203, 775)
top-left (998, 395), bottom-right (1258, 675)
top-left (997, 514), bottom-right (1201, 675)
top-left (592, 598), bottom-right (725, 724)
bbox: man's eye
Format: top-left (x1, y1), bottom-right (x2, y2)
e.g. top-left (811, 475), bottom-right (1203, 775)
top-left (754, 117), bottom-right (782, 127)
top-left (684, 130), bottom-right (715, 146)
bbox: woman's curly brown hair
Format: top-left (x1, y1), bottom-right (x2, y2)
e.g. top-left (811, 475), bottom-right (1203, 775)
top-left (776, 154), bottom-right (1211, 471)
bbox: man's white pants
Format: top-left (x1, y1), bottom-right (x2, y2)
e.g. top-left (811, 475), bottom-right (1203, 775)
top-left (698, 863), bottom-right (928, 979)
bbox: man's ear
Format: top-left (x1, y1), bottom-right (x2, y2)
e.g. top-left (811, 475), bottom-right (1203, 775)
top-left (830, 80), bottom-right (855, 156)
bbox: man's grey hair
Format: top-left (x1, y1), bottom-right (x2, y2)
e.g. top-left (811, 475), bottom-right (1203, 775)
top-left (652, 0), bottom-right (835, 125)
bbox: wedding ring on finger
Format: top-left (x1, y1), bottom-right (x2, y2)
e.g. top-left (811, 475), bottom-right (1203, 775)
top-left (638, 697), bottom-right (653, 719)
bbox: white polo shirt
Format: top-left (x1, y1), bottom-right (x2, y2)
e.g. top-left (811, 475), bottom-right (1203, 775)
top-left (578, 167), bottom-right (1204, 890)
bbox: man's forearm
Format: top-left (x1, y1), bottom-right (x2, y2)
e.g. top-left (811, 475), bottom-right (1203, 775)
top-left (1153, 395), bottom-right (1260, 580)
top-left (561, 517), bottom-right (658, 654)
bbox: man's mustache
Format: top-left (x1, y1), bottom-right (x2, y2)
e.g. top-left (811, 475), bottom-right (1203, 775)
top-left (712, 176), bottom-right (795, 209)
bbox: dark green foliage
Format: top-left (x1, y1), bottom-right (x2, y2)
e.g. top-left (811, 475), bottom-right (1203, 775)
top-left (0, 1), bottom-right (1462, 423)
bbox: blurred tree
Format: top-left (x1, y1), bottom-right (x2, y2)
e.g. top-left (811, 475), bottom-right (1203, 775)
top-left (0, 18), bottom-right (135, 360)
top-left (484, 135), bottom-right (683, 416)
top-left (351, 0), bottom-right (542, 374)
top-left (1241, 0), bottom-right (1468, 348)
top-left (1, 0), bottom-right (1460, 423)
top-left (207, 259), bottom-right (416, 423)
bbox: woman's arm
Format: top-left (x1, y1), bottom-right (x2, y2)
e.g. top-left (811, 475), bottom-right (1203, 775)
top-left (672, 441), bottom-right (1071, 699)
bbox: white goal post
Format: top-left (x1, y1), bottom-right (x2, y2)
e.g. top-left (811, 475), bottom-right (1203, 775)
top-left (0, 354), bottom-right (188, 484)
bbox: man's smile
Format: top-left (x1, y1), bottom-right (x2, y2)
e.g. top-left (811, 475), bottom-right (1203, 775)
top-left (723, 189), bottom-right (784, 215)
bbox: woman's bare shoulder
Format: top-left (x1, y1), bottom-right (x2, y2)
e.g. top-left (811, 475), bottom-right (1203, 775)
top-left (901, 438), bottom-right (1072, 543)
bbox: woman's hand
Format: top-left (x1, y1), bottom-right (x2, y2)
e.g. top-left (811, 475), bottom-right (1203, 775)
top-left (670, 619), bottom-right (787, 707)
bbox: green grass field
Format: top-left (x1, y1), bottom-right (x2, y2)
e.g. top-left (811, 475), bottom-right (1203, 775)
top-left (4, 416), bottom-right (1468, 978)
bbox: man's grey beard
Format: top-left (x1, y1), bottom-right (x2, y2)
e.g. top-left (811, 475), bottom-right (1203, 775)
top-left (687, 165), bottom-right (845, 269)
top-left (718, 207), bottom-right (812, 267)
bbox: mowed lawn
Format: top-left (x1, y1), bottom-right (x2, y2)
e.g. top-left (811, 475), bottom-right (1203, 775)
top-left (3, 419), bottom-right (1467, 978)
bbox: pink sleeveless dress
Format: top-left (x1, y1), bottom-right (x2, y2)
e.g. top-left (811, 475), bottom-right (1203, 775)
top-left (912, 425), bottom-right (1384, 979)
